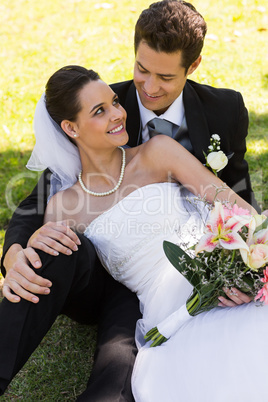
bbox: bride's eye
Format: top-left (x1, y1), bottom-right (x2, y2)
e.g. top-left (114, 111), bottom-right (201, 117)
top-left (95, 107), bottom-right (104, 115)
top-left (113, 97), bottom-right (120, 106)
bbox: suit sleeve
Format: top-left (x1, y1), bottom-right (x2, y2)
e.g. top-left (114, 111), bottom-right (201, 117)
top-left (1, 169), bottom-right (51, 276)
top-left (220, 92), bottom-right (260, 212)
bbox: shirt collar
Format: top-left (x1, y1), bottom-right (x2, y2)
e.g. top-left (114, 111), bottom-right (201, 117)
top-left (137, 90), bottom-right (185, 129)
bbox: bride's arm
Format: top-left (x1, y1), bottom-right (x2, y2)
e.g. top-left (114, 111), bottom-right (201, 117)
top-left (144, 136), bottom-right (254, 307)
top-left (145, 135), bottom-right (257, 214)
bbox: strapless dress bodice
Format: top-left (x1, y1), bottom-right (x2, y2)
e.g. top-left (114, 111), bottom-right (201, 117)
top-left (84, 182), bottom-right (207, 325)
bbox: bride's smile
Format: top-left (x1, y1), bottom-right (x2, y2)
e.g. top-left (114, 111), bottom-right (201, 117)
top-left (107, 123), bottom-right (125, 135)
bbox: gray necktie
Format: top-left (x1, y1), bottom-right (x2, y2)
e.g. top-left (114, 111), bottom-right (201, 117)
top-left (173, 116), bottom-right (193, 152)
top-left (147, 117), bottom-right (193, 152)
top-left (147, 118), bottom-right (174, 138)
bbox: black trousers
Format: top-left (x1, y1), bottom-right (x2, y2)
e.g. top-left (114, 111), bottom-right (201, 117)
top-left (0, 234), bottom-right (141, 401)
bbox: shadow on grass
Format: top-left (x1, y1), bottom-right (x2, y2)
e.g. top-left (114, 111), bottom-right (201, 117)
top-left (247, 111), bottom-right (268, 210)
top-left (248, 110), bottom-right (268, 133)
top-left (0, 296), bottom-right (97, 401)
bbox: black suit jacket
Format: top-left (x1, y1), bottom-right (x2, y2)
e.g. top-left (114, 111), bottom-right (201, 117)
top-left (1, 79), bottom-right (259, 274)
top-left (111, 79), bottom-right (256, 200)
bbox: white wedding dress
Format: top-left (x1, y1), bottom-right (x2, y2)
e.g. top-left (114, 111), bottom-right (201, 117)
top-left (84, 182), bottom-right (268, 402)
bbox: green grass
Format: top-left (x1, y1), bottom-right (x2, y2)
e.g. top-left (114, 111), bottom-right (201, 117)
top-left (0, 0), bottom-right (267, 398)
top-left (0, 314), bottom-right (97, 401)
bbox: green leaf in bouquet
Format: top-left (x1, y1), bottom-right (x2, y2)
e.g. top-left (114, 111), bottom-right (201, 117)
top-left (163, 240), bottom-right (193, 267)
top-left (163, 241), bottom-right (204, 287)
top-left (199, 282), bottom-right (217, 297)
top-left (255, 216), bottom-right (268, 232)
top-left (186, 281), bottom-right (221, 316)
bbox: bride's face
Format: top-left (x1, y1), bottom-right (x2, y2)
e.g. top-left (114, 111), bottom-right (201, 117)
top-left (73, 80), bottom-right (128, 148)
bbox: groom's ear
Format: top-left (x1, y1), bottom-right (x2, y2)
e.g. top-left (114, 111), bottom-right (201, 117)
top-left (61, 120), bottom-right (79, 139)
top-left (186, 55), bottom-right (202, 77)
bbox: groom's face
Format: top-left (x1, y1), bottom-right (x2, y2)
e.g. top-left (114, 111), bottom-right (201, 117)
top-left (134, 41), bottom-right (201, 116)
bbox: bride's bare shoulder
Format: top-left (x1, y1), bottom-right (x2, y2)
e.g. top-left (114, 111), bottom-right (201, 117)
top-left (45, 182), bottom-right (82, 221)
top-left (126, 136), bottom-right (174, 158)
top-left (137, 137), bottom-right (177, 164)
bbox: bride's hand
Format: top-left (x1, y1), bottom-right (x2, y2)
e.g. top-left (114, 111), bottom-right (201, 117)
top-left (218, 287), bottom-right (252, 307)
top-left (27, 221), bottom-right (81, 256)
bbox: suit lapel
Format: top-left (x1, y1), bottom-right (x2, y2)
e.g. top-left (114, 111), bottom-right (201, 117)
top-left (183, 81), bottom-right (211, 163)
top-left (124, 83), bottom-right (141, 147)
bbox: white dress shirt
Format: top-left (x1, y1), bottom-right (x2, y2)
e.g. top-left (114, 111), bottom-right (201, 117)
top-left (136, 90), bottom-right (185, 143)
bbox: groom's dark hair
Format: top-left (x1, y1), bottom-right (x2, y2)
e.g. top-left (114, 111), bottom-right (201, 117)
top-left (134, 0), bottom-right (207, 72)
top-left (45, 65), bottom-right (100, 127)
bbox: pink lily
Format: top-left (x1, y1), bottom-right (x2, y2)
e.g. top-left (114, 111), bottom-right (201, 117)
top-left (195, 202), bottom-right (249, 254)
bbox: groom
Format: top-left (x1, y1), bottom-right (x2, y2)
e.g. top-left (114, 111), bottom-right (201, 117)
top-left (113, 2), bottom-right (259, 210)
top-left (0, 0), bottom-right (260, 400)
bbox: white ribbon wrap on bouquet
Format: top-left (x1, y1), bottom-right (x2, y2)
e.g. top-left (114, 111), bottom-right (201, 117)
top-left (157, 304), bottom-right (193, 339)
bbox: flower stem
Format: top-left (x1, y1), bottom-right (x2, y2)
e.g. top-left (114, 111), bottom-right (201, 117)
top-left (186, 292), bottom-right (199, 315)
top-left (230, 249), bottom-right (236, 265)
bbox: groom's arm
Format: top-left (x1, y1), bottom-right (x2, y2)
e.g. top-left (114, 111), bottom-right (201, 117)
top-left (1, 169), bottom-right (51, 276)
top-left (1, 169), bottom-right (80, 303)
top-left (1, 170), bottom-right (53, 302)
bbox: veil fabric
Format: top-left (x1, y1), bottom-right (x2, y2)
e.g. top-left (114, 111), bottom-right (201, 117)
top-left (26, 93), bottom-right (81, 201)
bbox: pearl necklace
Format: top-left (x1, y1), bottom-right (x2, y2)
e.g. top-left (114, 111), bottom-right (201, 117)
top-left (78, 146), bottom-right (126, 197)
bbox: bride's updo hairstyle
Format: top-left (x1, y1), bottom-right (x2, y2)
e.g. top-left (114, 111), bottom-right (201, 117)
top-left (45, 65), bottom-right (100, 127)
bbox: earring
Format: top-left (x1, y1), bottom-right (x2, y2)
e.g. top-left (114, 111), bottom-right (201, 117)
top-left (73, 134), bottom-right (78, 138)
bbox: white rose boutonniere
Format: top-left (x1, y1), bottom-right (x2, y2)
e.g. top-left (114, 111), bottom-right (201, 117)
top-left (207, 151), bottom-right (228, 172)
top-left (204, 134), bottom-right (228, 176)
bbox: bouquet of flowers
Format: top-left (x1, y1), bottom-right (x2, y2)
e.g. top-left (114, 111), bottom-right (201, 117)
top-left (145, 201), bottom-right (268, 347)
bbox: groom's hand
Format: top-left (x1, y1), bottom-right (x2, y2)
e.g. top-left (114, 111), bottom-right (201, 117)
top-left (2, 222), bottom-right (80, 303)
top-left (2, 244), bottom-right (52, 303)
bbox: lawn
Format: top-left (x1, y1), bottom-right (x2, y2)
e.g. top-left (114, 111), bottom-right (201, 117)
top-left (0, 0), bottom-right (267, 399)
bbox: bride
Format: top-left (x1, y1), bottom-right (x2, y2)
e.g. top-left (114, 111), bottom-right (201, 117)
top-left (23, 66), bottom-right (268, 401)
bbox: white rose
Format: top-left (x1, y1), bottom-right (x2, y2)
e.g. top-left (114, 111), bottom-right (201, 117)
top-left (206, 151), bottom-right (228, 172)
